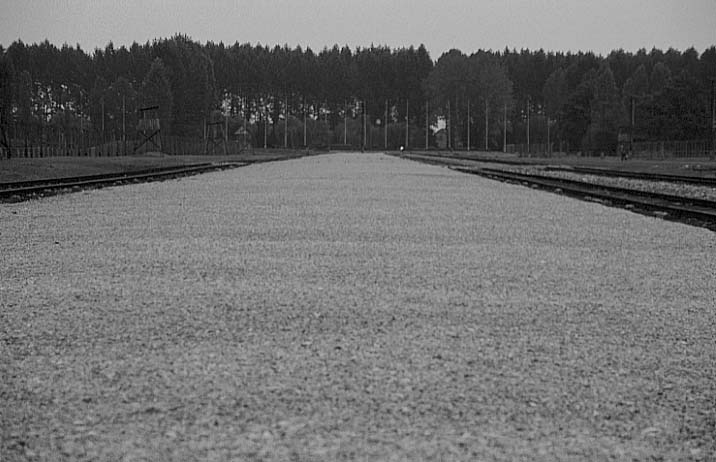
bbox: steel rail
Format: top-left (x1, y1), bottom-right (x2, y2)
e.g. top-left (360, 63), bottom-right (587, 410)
top-left (0, 162), bottom-right (247, 200)
top-left (476, 167), bottom-right (716, 210)
top-left (543, 165), bottom-right (716, 186)
top-left (0, 163), bottom-right (215, 190)
top-left (453, 166), bottom-right (716, 224)
top-left (0, 150), bottom-right (320, 202)
top-left (398, 152), bottom-right (716, 187)
top-left (398, 151), bottom-right (534, 167)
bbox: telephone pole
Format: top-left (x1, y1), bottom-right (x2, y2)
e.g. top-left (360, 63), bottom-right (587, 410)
top-left (384, 100), bottom-right (388, 149)
top-left (101, 97), bottom-right (105, 143)
top-left (711, 79), bottom-right (715, 160)
top-left (455, 96), bottom-right (459, 149)
top-left (304, 100), bottom-right (307, 147)
top-left (363, 100), bottom-right (367, 150)
top-left (526, 97), bottom-right (531, 155)
top-left (405, 99), bottom-right (409, 149)
top-left (631, 96), bottom-right (636, 158)
top-left (484, 100), bottom-right (489, 151)
top-left (244, 102), bottom-right (248, 150)
top-left (263, 105), bottom-right (267, 149)
top-left (122, 95), bottom-right (126, 155)
top-left (466, 98), bottom-right (470, 151)
top-left (425, 101), bottom-right (429, 150)
top-left (546, 114), bottom-right (550, 155)
top-left (503, 103), bottom-right (507, 153)
top-left (447, 100), bottom-right (451, 150)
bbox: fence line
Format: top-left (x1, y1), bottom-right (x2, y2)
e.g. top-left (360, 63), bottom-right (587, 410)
top-left (630, 140), bottom-right (712, 159)
top-left (0, 134), bottom-right (255, 159)
top-left (505, 139), bottom-right (714, 159)
top-left (506, 143), bottom-right (562, 157)
top-left (2, 124), bottom-right (713, 160)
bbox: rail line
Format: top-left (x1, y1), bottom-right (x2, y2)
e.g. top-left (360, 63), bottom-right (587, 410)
top-left (394, 152), bottom-right (716, 230)
top-left (399, 151), bottom-right (535, 167)
top-left (0, 162), bottom-right (216, 190)
top-left (0, 162), bottom-right (246, 202)
top-left (0, 151), bottom-right (321, 202)
top-left (399, 151), bottom-right (716, 187)
top-left (543, 165), bottom-right (716, 186)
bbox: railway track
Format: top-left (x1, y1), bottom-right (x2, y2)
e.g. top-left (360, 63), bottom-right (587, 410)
top-left (0, 150), bottom-right (320, 203)
top-left (394, 152), bottom-right (716, 230)
top-left (399, 151), bottom-right (535, 167)
top-left (400, 151), bottom-right (716, 187)
top-left (543, 165), bottom-right (716, 186)
top-left (0, 162), bottom-right (247, 202)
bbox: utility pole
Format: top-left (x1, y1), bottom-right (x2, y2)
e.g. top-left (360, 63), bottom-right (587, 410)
top-left (363, 100), bottom-right (367, 150)
top-left (503, 103), bottom-right (507, 153)
top-left (384, 100), bottom-right (388, 150)
top-left (202, 117), bottom-right (207, 155)
top-left (526, 97), bottom-right (530, 155)
top-left (543, 105), bottom-right (552, 155)
top-left (631, 96), bottom-right (635, 158)
top-left (79, 113), bottom-right (83, 156)
top-left (101, 97), bottom-right (105, 143)
top-left (711, 79), bottom-right (715, 160)
top-left (447, 100), bottom-right (451, 150)
top-left (304, 102), bottom-right (307, 147)
top-left (466, 98), bottom-right (470, 151)
top-left (484, 100), bottom-right (489, 151)
top-left (405, 99), bottom-right (409, 149)
top-left (122, 95), bottom-right (126, 155)
top-left (263, 105), bottom-right (267, 149)
top-left (425, 101), bottom-right (429, 150)
top-left (284, 95), bottom-right (288, 149)
top-left (455, 95), bottom-right (459, 149)
top-left (344, 100), bottom-right (347, 145)
top-left (243, 98), bottom-right (247, 150)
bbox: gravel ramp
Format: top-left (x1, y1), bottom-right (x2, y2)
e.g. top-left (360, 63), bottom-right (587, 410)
top-left (1, 152), bottom-right (715, 461)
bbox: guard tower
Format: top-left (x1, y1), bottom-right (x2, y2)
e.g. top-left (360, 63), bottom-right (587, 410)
top-left (135, 105), bottom-right (161, 154)
top-left (205, 116), bottom-right (228, 155)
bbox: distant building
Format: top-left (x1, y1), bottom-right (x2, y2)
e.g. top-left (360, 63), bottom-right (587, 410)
top-left (435, 129), bottom-right (448, 149)
top-left (234, 126), bottom-right (252, 148)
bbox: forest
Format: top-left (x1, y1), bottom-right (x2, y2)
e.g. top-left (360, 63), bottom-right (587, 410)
top-left (0, 35), bottom-right (715, 153)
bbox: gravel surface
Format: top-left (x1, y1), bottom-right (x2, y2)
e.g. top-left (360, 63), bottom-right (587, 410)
top-left (1, 153), bottom-right (715, 461)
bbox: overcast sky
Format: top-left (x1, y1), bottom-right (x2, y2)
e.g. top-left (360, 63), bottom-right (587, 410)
top-left (1, 0), bottom-right (714, 58)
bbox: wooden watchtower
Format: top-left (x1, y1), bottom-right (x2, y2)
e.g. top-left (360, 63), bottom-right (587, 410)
top-left (205, 116), bottom-right (228, 155)
top-left (135, 105), bottom-right (161, 154)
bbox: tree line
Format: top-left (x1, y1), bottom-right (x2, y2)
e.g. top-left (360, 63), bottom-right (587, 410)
top-left (0, 35), bottom-right (714, 152)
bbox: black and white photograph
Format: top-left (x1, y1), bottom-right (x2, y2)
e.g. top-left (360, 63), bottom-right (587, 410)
top-left (1, 1), bottom-right (715, 460)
